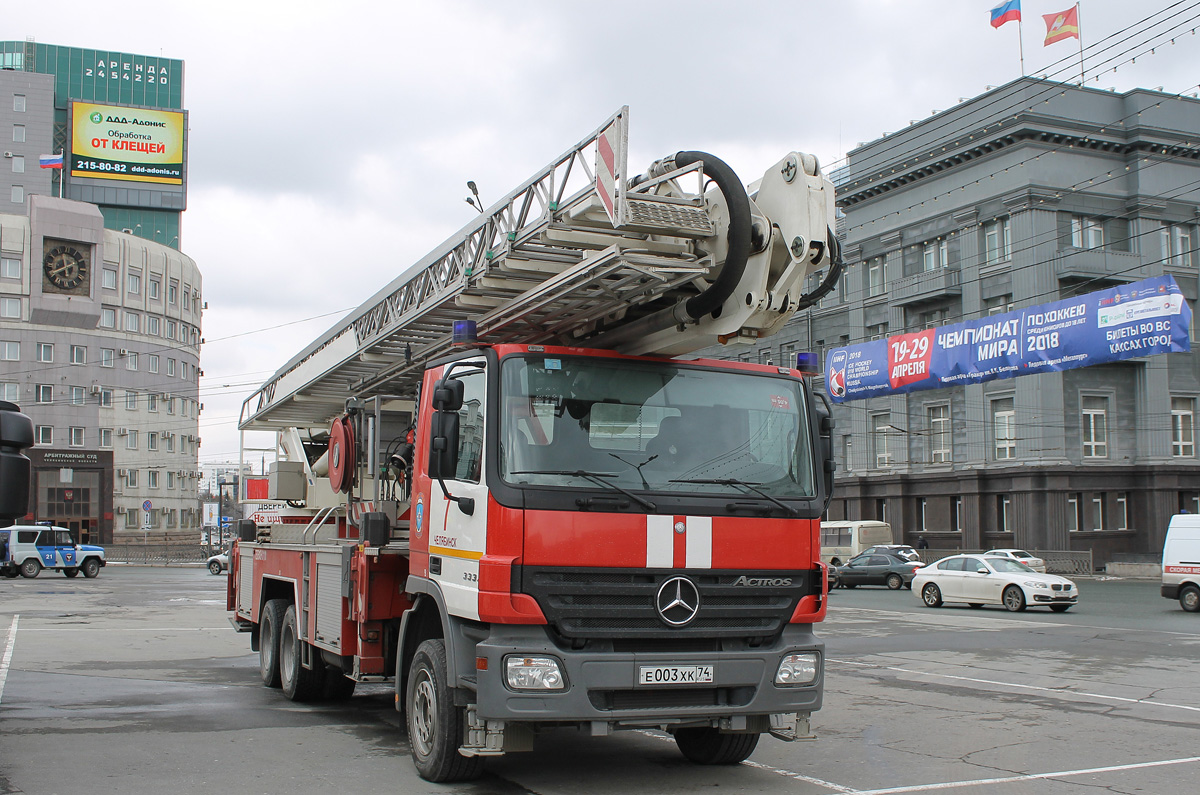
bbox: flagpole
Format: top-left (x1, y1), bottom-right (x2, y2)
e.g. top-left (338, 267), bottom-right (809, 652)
top-left (58, 151), bottom-right (64, 198)
top-left (1076, 2), bottom-right (1085, 84)
top-left (1018, 15), bottom-right (1026, 76)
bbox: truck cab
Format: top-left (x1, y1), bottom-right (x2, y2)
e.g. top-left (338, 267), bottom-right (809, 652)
top-left (0, 525), bottom-right (106, 579)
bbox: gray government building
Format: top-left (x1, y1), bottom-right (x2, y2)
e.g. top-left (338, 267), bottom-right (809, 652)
top-left (702, 77), bottom-right (1200, 567)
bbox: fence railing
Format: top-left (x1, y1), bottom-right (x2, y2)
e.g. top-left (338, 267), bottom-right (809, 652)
top-left (104, 544), bottom-right (217, 565)
top-left (915, 549), bottom-right (1094, 575)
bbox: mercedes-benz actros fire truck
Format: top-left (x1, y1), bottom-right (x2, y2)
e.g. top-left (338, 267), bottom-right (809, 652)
top-left (228, 108), bottom-right (839, 782)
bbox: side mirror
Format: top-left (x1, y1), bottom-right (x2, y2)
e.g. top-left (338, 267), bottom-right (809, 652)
top-left (813, 391), bottom-right (836, 509)
top-left (976, 567), bottom-right (989, 575)
top-left (432, 378), bottom-right (465, 412)
top-left (0, 401), bottom-right (34, 523)
top-left (429, 409), bottom-right (461, 480)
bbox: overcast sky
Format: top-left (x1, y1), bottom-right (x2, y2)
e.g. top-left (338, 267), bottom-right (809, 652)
top-left (12, 0), bottom-right (1200, 464)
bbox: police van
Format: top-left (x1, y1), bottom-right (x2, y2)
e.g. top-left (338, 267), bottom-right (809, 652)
top-left (0, 524), bottom-right (106, 579)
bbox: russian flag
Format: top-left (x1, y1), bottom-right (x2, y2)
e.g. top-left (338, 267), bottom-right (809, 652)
top-left (990, 0), bottom-right (1021, 28)
top-left (38, 153), bottom-right (63, 169)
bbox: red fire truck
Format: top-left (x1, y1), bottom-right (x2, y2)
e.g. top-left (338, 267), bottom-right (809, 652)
top-left (229, 108), bottom-right (838, 782)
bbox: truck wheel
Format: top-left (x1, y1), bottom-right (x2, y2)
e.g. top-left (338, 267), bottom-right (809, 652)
top-left (1180, 584), bottom-right (1200, 613)
top-left (407, 639), bottom-right (484, 782)
top-left (19, 559), bottom-right (40, 578)
top-left (81, 558), bottom-right (101, 579)
top-left (323, 668), bottom-right (357, 700)
top-left (64, 568), bottom-right (79, 578)
top-left (674, 728), bottom-right (760, 765)
top-left (259, 599), bottom-right (287, 688)
top-left (279, 604), bottom-right (323, 702)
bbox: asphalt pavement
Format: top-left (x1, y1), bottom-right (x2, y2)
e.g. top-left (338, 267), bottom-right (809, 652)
top-left (1, 567), bottom-right (1198, 794)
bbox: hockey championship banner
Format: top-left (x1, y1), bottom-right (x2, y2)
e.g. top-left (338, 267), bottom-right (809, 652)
top-left (826, 275), bottom-right (1191, 403)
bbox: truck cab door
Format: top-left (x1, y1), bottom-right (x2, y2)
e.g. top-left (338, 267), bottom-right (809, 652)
top-left (426, 362), bottom-right (490, 621)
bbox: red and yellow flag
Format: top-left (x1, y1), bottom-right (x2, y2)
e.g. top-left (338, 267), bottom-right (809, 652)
top-left (1043, 5), bottom-right (1080, 46)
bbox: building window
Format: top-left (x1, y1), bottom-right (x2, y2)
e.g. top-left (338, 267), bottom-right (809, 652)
top-left (69, 427), bottom-right (84, 447)
top-left (12, 124), bottom-right (24, 142)
top-left (984, 294), bottom-right (1014, 316)
top-left (126, 390), bottom-right (138, 410)
top-left (167, 471), bottom-right (176, 489)
top-left (841, 434), bottom-right (853, 471)
top-left (867, 323), bottom-right (888, 341)
top-left (99, 428), bottom-right (112, 448)
top-left (102, 269), bottom-right (117, 290)
top-left (998, 495), bottom-right (1013, 532)
top-left (922, 239), bottom-right (948, 271)
top-left (1173, 397), bottom-right (1195, 457)
top-left (0, 297), bottom-right (19, 318)
top-left (872, 413), bottom-right (891, 467)
top-left (1067, 493), bottom-right (1082, 532)
top-left (100, 348), bottom-right (114, 368)
top-left (953, 496), bottom-right (963, 532)
top-left (99, 308), bottom-right (116, 328)
top-left (147, 432), bottom-right (158, 451)
top-left (165, 434), bottom-right (175, 453)
top-left (148, 394), bottom-right (158, 412)
top-left (918, 308), bottom-right (948, 330)
top-left (126, 352), bottom-right (138, 371)
top-left (0, 341), bottom-right (18, 360)
top-left (166, 320), bottom-right (177, 340)
top-left (168, 281), bottom-right (178, 304)
top-left (1082, 396), bottom-right (1108, 458)
top-left (70, 345), bottom-right (86, 364)
top-left (13, 94), bottom-right (25, 112)
top-left (0, 382), bottom-right (16, 402)
top-left (124, 508), bottom-right (138, 529)
top-left (36, 425), bottom-right (52, 445)
top-left (11, 155), bottom-right (23, 174)
top-left (99, 388), bottom-right (112, 408)
top-left (37, 342), bottom-right (53, 363)
top-left (0, 256), bottom-right (19, 279)
top-left (70, 386), bottom-right (84, 405)
top-left (148, 354), bottom-right (159, 374)
top-left (1071, 215), bottom-right (1105, 249)
top-left (1092, 495), bottom-right (1105, 531)
top-left (126, 430), bottom-right (138, 450)
top-left (11, 185), bottom-right (23, 204)
top-left (126, 469), bottom-right (138, 489)
top-left (992, 397), bottom-right (1016, 459)
top-left (35, 384), bottom-right (53, 403)
top-left (128, 272), bottom-right (141, 295)
top-left (928, 404), bottom-right (951, 463)
top-left (1161, 222), bottom-right (1196, 268)
top-left (148, 470), bottom-right (159, 489)
top-left (149, 278), bottom-right (161, 300)
top-left (165, 397), bottom-right (175, 415)
top-left (866, 257), bottom-right (885, 297)
top-left (147, 316), bottom-right (160, 336)
top-left (124, 313), bottom-right (140, 333)
top-left (1116, 493), bottom-right (1129, 531)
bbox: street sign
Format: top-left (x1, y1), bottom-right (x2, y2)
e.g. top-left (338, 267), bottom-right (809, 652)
top-left (143, 500), bottom-right (153, 512)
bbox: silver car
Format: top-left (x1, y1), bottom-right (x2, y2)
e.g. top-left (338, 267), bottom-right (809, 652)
top-left (985, 548), bottom-right (1046, 573)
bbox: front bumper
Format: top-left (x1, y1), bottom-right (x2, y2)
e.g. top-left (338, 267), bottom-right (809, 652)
top-left (1162, 583), bottom-right (1180, 600)
top-left (470, 623), bottom-right (823, 726)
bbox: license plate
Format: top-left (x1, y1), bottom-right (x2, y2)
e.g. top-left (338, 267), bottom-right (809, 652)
top-left (638, 665), bottom-right (714, 685)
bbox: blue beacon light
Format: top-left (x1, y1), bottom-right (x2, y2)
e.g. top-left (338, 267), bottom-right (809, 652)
top-left (795, 352), bottom-right (820, 376)
top-left (452, 320), bottom-right (479, 345)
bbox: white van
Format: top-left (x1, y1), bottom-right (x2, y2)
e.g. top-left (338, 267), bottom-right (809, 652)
top-left (820, 520), bottom-right (894, 566)
top-left (1161, 513), bottom-right (1200, 613)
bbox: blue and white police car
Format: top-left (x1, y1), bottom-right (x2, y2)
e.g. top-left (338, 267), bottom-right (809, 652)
top-left (0, 525), bottom-right (106, 579)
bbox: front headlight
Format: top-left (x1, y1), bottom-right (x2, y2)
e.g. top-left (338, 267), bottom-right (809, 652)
top-left (775, 652), bottom-right (819, 686)
top-left (1024, 581), bottom-right (1050, 589)
top-left (504, 656), bottom-right (565, 690)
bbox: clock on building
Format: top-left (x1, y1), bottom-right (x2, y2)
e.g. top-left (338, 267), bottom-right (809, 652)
top-left (42, 239), bottom-right (92, 295)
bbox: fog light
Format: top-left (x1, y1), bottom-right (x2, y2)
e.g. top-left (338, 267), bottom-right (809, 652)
top-left (505, 656), bottom-right (565, 690)
top-left (775, 653), bottom-right (819, 686)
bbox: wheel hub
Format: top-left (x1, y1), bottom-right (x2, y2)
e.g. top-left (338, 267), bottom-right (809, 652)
top-left (411, 674), bottom-right (437, 756)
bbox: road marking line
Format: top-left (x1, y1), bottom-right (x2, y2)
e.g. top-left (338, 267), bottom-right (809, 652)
top-left (0, 614), bottom-right (18, 705)
top-left (830, 658), bottom-right (1200, 714)
top-left (847, 755), bottom-right (1200, 794)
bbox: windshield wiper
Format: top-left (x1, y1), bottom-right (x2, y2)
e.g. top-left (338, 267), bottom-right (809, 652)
top-left (512, 470), bottom-right (657, 512)
top-left (607, 452), bottom-right (657, 489)
top-left (669, 477), bottom-right (798, 517)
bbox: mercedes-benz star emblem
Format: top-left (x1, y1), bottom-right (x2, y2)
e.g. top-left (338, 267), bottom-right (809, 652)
top-left (656, 576), bottom-right (701, 627)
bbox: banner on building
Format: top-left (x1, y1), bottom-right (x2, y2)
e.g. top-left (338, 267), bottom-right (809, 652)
top-left (70, 101), bottom-right (185, 185)
top-left (825, 275), bottom-right (1191, 403)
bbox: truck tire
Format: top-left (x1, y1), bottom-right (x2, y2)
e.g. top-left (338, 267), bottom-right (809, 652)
top-left (259, 599), bottom-right (287, 688)
top-left (64, 568), bottom-right (79, 578)
top-left (406, 639), bottom-right (484, 782)
top-left (19, 558), bottom-right (40, 578)
top-left (81, 558), bottom-right (101, 579)
top-left (279, 604), bottom-right (323, 702)
top-left (1180, 584), bottom-right (1200, 613)
top-left (674, 727), bottom-right (760, 765)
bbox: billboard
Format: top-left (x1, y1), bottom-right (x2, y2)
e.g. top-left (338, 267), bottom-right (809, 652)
top-left (826, 275), bottom-right (1191, 403)
top-left (70, 101), bottom-right (185, 186)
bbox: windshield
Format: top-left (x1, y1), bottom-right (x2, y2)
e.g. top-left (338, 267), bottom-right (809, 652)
top-left (986, 558), bottom-right (1036, 574)
top-left (499, 355), bottom-right (815, 498)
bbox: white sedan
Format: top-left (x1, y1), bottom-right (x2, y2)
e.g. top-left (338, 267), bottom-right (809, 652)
top-left (206, 549), bottom-right (230, 575)
top-left (913, 554), bottom-right (1077, 612)
top-left (985, 548), bottom-right (1046, 573)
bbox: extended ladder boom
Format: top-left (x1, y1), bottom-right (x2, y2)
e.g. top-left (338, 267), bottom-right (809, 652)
top-left (241, 108), bottom-right (836, 431)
